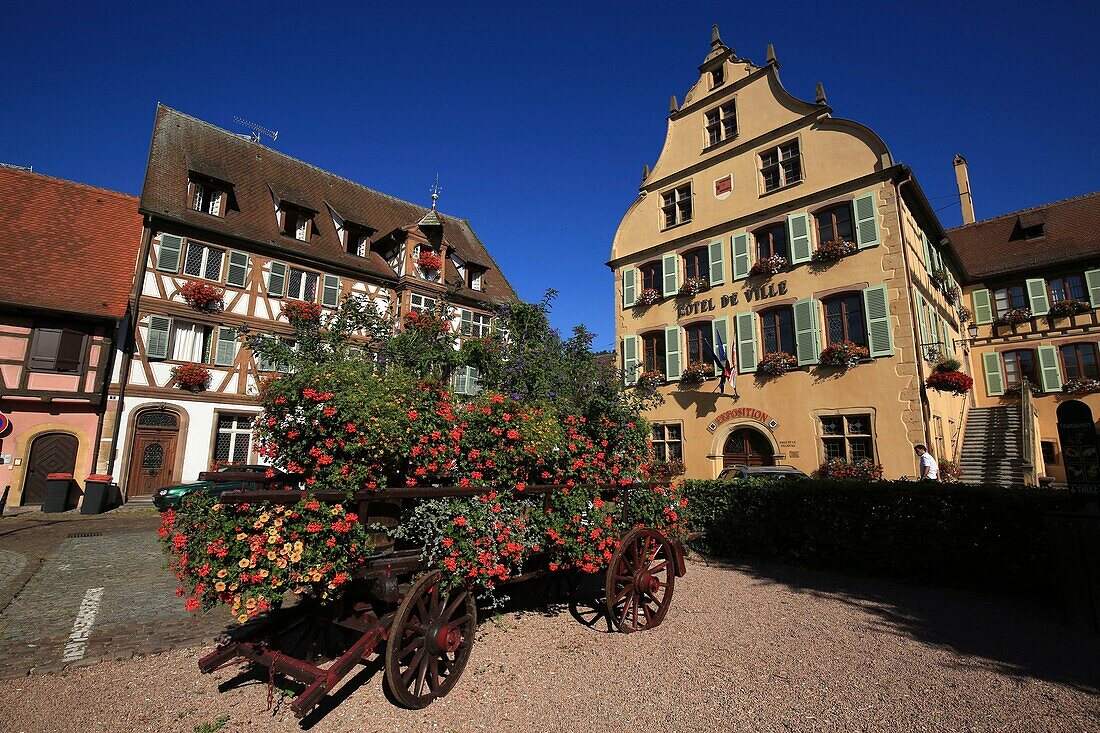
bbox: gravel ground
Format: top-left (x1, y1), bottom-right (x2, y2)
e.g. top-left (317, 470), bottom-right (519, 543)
top-left (0, 559), bottom-right (1096, 733)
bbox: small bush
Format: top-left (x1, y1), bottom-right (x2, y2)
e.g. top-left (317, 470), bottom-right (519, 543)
top-left (682, 477), bottom-right (1086, 596)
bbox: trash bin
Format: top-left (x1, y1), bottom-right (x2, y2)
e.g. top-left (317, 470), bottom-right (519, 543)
top-left (42, 473), bottom-right (75, 513)
top-left (81, 474), bottom-right (113, 515)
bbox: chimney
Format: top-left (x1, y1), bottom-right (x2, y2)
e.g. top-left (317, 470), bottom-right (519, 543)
top-left (953, 154), bottom-right (976, 225)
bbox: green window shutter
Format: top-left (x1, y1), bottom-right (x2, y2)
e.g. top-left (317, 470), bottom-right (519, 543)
top-left (788, 212), bottom-right (812, 264)
top-left (853, 193), bottom-right (880, 249)
top-left (1026, 278), bottom-right (1050, 316)
top-left (622, 335), bottom-right (639, 385)
top-left (711, 316), bottom-right (729, 375)
top-left (793, 298), bottom-right (821, 365)
top-left (460, 309), bottom-right (473, 335)
top-left (156, 234), bottom-right (184, 273)
top-left (732, 233), bottom-right (751, 280)
top-left (982, 351), bottom-right (1005, 396)
top-left (941, 314), bottom-right (954, 358)
top-left (734, 311), bottom-right (758, 373)
top-left (972, 288), bottom-right (993, 325)
top-left (622, 267), bottom-right (638, 308)
top-left (1037, 345), bottom-right (1063, 392)
top-left (1085, 269), bottom-right (1100, 307)
top-left (214, 326), bottom-right (238, 367)
top-left (921, 233), bottom-right (934, 275)
top-left (146, 315), bottom-right (171, 359)
top-left (267, 261), bottom-right (287, 297)
top-left (662, 253), bottom-right (679, 297)
top-left (914, 292), bottom-right (929, 346)
top-left (321, 274), bottom-right (341, 309)
top-left (226, 251), bottom-right (249, 288)
top-left (707, 241), bottom-right (726, 286)
top-left (863, 284), bottom-right (893, 357)
top-left (664, 325), bottom-right (682, 380)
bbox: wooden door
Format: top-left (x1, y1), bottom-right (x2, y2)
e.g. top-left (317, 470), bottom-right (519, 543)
top-left (125, 410), bottom-right (181, 497)
top-left (23, 432), bottom-right (78, 504)
top-left (722, 428), bottom-right (776, 468)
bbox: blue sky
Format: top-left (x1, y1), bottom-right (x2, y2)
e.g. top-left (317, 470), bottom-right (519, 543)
top-left (2, 1), bottom-right (1096, 349)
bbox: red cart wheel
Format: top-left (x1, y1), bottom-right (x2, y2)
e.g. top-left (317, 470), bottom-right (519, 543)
top-left (384, 570), bottom-right (477, 709)
top-left (605, 527), bottom-right (675, 633)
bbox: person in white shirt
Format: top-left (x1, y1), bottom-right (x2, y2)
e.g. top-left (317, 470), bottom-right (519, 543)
top-left (914, 444), bottom-right (939, 481)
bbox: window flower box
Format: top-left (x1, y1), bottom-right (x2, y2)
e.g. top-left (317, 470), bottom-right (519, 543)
top-left (819, 341), bottom-right (870, 368)
top-left (944, 285), bottom-right (960, 305)
top-left (812, 238), bottom-right (856, 263)
top-left (817, 458), bottom-right (884, 481)
top-left (758, 351), bottom-right (798, 376)
top-left (282, 300), bottom-right (323, 323)
top-left (925, 369), bottom-right (973, 395)
top-left (1001, 307), bottom-right (1032, 326)
top-left (180, 281), bottom-right (225, 312)
top-left (749, 255), bottom-right (787, 277)
top-left (679, 363), bottom-right (710, 385)
top-left (635, 370), bottom-right (665, 392)
top-left (171, 363), bottom-right (212, 392)
top-left (930, 268), bottom-right (949, 287)
top-left (636, 288), bottom-right (661, 307)
top-left (1050, 298), bottom-right (1091, 318)
top-left (649, 459), bottom-right (685, 480)
top-left (678, 277), bottom-right (710, 297)
top-left (956, 306), bottom-right (971, 324)
top-left (417, 250), bottom-right (442, 272)
top-left (1062, 377), bottom-right (1100, 395)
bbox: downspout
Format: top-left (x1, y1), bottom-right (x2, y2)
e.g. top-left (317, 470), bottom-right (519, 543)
top-left (89, 315), bottom-right (121, 471)
top-left (893, 172), bottom-right (934, 455)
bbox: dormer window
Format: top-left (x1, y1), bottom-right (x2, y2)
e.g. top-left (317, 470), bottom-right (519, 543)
top-left (344, 226), bottom-right (369, 256)
top-left (1022, 223), bottom-right (1045, 240)
top-left (279, 203), bottom-right (312, 241)
top-left (711, 66), bottom-right (724, 88)
top-left (188, 176), bottom-right (227, 217)
top-left (468, 266), bottom-right (486, 291)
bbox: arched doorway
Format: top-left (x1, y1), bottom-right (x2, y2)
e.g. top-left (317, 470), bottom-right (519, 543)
top-left (1056, 400), bottom-right (1100, 490)
top-left (723, 427), bottom-right (776, 467)
top-left (23, 432), bottom-right (79, 505)
top-left (125, 408), bottom-right (181, 498)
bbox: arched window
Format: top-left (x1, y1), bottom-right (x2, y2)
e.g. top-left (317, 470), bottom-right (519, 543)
top-left (639, 261), bottom-right (663, 292)
top-left (759, 307), bottom-right (795, 355)
top-left (684, 322), bottom-right (712, 367)
top-left (754, 223), bottom-right (788, 261)
top-left (641, 331), bottom-right (666, 375)
top-left (823, 293), bottom-right (867, 347)
top-left (137, 410), bottom-right (178, 429)
top-left (814, 203), bottom-right (855, 244)
top-left (1002, 349), bottom-right (1038, 387)
top-left (1060, 343), bottom-right (1099, 380)
top-left (682, 247), bottom-right (709, 282)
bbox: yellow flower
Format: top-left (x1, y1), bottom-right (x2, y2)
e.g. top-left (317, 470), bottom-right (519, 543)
top-left (229, 583), bottom-right (238, 591)
top-left (330, 506), bottom-right (341, 516)
top-left (273, 518), bottom-right (283, 528)
top-left (237, 614), bottom-right (249, 624)
top-left (238, 558), bottom-right (249, 568)
top-left (236, 533), bottom-right (247, 541)
top-left (267, 535), bottom-right (278, 545)
top-left (245, 598), bottom-right (257, 609)
top-left (276, 558), bottom-right (287, 568)
top-left (247, 559), bottom-right (256, 569)
top-left (252, 520), bottom-right (264, 530)
top-left (258, 513), bottom-right (270, 523)
top-left (215, 582), bottom-right (226, 592)
top-left (266, 550), bottom-right (277, 560)
top-left (290, 552), bottom-right (302, 563)
top-left (258, 569), bottom-right (269, 578)
top-left (216, 569), bottom-right (228, 579)
top-left (294, 541), bottom-right (304, 551)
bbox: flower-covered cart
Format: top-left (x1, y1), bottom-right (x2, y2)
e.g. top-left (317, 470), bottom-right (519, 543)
top-left (192, 478), bottom-right (687, 716)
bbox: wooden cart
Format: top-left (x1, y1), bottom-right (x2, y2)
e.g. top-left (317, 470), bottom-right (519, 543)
top-left (196, 480), bottom-right (687, 717)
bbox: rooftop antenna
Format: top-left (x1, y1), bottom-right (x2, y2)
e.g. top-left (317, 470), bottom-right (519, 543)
top-left (233, 116), bottom-right (279, 144)
top-left (0, 162), bottom-right (33, 173)
top-left (430, 174), bottom-right (441, 210)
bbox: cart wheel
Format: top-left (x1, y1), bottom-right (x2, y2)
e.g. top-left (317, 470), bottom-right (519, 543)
top-left (605, 527), bottom-right (675, 633)
top-left (384, 570), bottom-right (477, 709)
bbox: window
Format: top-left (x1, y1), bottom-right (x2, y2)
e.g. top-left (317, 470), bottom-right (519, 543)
top-left (460, 311), bottom-right (493, 338)
top-left (467, 267), bottom-right (486, 291)
top-left (182, 242), bottom-right (224, 281)
top-left (280, 204), bottom-right (311, 241)
top-left (760, 140), bottom-right (801, 193)
top-left (189, 179), bottom-right (226, 217)
top-left (1021, 223), bottom-right (1045, 240)
top-left (286, 267), bottom-right (319, 301)
top-left (1002, 349), bottom-right (1038, 387)
top-left (684, 322), bottom-right (712, 367)
top-left (171, 321), bottom-right (212, 362)
top-left (683, 247), bottom-right (709, 282)
top-left (823, 293), bottom-right (867, 347)
top-left (640, 262), bottom-right (662, 292)
top-left (213, 413), bottom-right (254, 464)
top-left (1061, 343), bottom-right (1099, 380)
top-left (661, 184), bottom-right (693, 228)
top-left (993, 284), bottom-right (1027, 317)
top-left (760, 307), bottom-right (795, 355)
top-left (1049, 274), bottom-right (1087, 303)
top-left (453, 366), bottom-right (482, 396)
top-left (343, 224), bottom-right (369, 257)
top-left (710, 66), bottom-right (724, 88)
top-left (704, 101), bottom-right (736, 146)
top-left (642, 331), bottom-right (666, 375)
top-left (28, 324), bottom-right (86, 373)
top-left (933, 416), bottom-right (946, 462)
top-left (754, 223), bottom-right (789, 261)
top-left (820, 414), bottom-right (874, 463)
top-left (650, 423), bottom-right (683, 463)
top-left (409, 293), bottom-right (438, 314)
top-left (814, 203), bottom-right (854, 244)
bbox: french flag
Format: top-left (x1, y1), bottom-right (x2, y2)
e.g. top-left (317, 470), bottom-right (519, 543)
top-left (713, 332), bottom-right (735, 395)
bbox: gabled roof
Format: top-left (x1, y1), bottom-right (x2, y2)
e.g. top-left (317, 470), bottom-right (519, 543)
top-left (139, 105), bottom-right (518, 303)
top-left (0, 167), bottom-right (142, 320)
top-left (946, 191), bottom-right (1100, 281)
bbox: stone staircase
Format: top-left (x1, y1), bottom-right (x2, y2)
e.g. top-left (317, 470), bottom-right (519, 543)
top-left (958, 406), bottom-right (1027, 486)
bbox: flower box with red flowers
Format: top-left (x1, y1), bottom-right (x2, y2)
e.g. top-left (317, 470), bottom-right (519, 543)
top-left (677, 277), bottom-right (709, 297)
top-left (812, 238), bottom-right (856, 262)
top-left (171, 363), bottom-right (212, 392)
top-left (749, 255), bottom-right (787, 277)
top-left (1001, 307), bottom-right (1033, 326)
top-left (636, 288), bottom-right (661, 307)
top-left (1050, 298), bottom-right (1091, 317)
top-left (679, 363), bottom-right (711, 385)
top-left (758, 351), bottom-right (798, 376)
top-left (281, 300), bottom-right (322, 323)
top-left (180, 280), bottom-right (224, 312)
top-left (1062, 377), bottom-right (1100, 395)
top-left (649, 459), bottom-right (685, 480)
top-left (635, 370), bottom-right (665, 392)
top-left (925, 369), bottom-right (973, 395)
top-left (819, 341), bottom-right (870, 368)
top-left (817, 458), bottom-right (884, 481)
top-left (417, 250), bottom-right (442, 272)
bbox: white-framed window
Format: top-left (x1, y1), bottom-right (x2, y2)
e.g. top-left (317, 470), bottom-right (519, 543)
top-left (453, 365), bottom-right (482, 396)
top-left (661, 184), bottom-right (693, 229)
top-left (820, 414), bottom-right (874, 462)
top-left (279, 204), bottom-right (312, 242)
top-left (409, 293), bottom-right (438, 314)
top-left (183, 242), bottom-right (224, 281)
top-left (704, 101), bottom-right (737, 146)
top-left (213, 413), bottom-right (254, 464)
top-left (171, 320), bottom-right (212, 362)
top-left (651, 423), bottom-right (683, 462)
top-left (760, 140), bottom-right (802, 193)
top-left (286, 267), bottom-right (319, 301)
top-left (190, 181), bottom-right (225, 216)
top-left (461, 311), bottom-right (492, 338)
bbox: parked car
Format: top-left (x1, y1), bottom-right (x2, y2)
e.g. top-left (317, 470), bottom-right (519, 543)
top-left (152, 465), bottom-right (271, 511)
top-left (717, 465), bottom-right (809, 481)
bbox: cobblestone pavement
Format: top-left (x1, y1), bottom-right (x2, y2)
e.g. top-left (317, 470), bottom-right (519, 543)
top-left (0, 512), bottom-right (226, 678)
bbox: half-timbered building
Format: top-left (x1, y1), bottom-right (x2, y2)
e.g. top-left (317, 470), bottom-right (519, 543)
top-left (104, 106), bottom-right (516, 500)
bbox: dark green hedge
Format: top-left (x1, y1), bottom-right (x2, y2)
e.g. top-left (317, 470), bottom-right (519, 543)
top-left (683, 478), bottom-right (1088, 595)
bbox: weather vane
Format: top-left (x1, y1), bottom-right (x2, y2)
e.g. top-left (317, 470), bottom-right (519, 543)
top-left (430, 174), bottom-right (441, 211)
